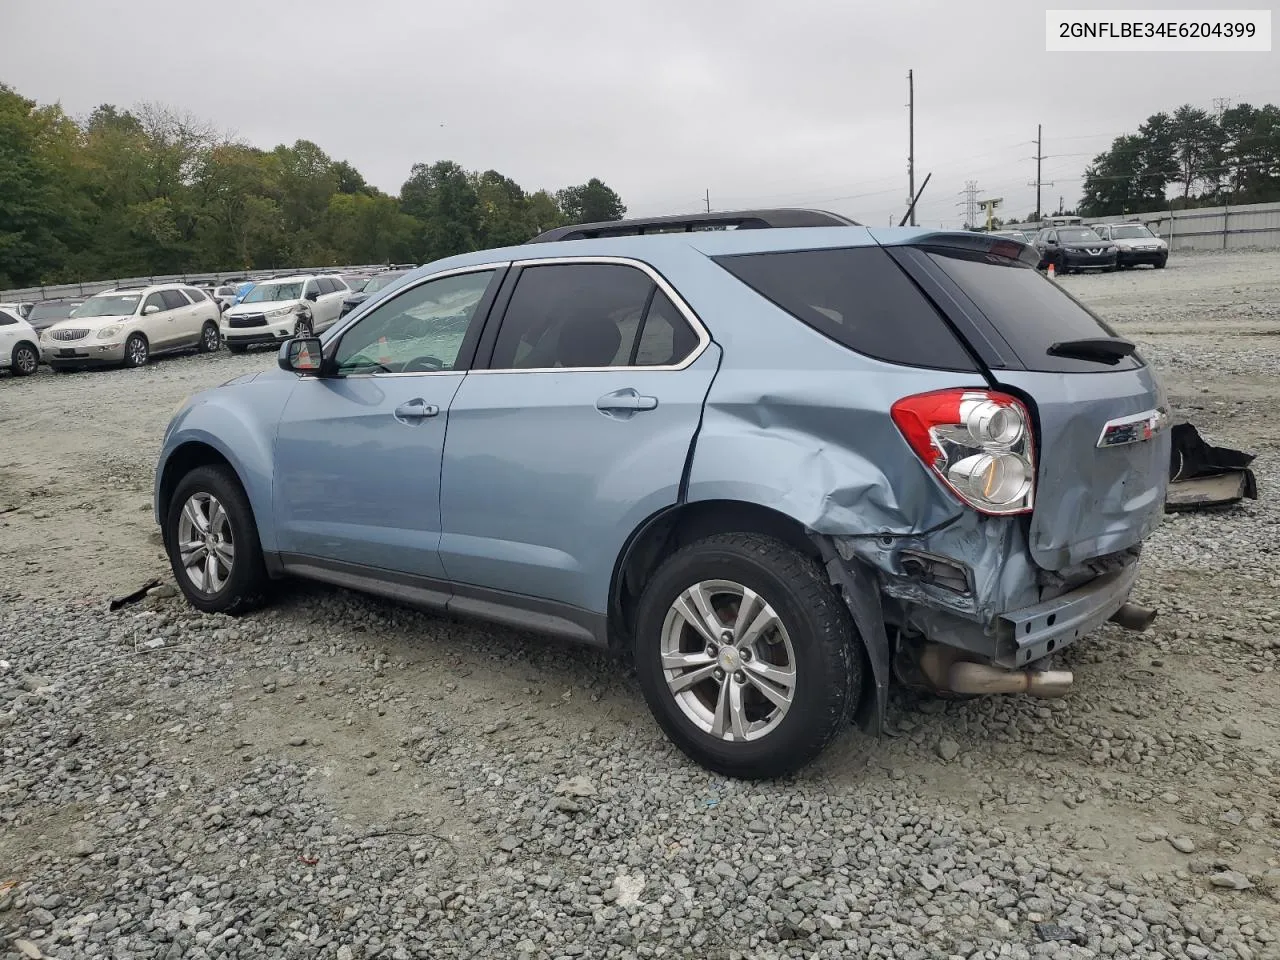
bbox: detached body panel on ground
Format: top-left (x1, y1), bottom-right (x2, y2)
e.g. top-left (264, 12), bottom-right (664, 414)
top-left (155, 217), bottom-right (1170, 777)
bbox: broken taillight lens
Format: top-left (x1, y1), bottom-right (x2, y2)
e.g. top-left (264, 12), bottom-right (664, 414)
top-left (890, 388), bottom-right (1035, 515)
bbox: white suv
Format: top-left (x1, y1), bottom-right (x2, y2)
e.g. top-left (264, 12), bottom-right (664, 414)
top-left (219, 274), bottom-right (350, 353)
top-left (40, 283), bottom-right (222, 371)
top-left (0, 307), bottom-right (40, 377)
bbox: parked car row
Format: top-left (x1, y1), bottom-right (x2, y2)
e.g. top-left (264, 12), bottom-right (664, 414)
top-left (0, 267), bottom-right (415, 377)
top-left (988, 223), bottom-right (1169, 275)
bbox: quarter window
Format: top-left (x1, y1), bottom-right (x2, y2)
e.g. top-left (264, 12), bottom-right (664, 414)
top-left (0, 310), bottom-right (16, 326)
top-left (489, 263), bottom-right (700, 370)
top-left (333, 270), bottom-right (496, 375)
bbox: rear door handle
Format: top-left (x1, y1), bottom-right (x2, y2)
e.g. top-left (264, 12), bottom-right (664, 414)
top-left (393, 399), bottom-right (440, 423)
top-left (596, 388), bottom-right (658, 416)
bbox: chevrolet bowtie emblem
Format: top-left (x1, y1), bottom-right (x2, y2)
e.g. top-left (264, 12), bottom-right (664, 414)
top-left (1097, 407), bottom-right (1169, 448)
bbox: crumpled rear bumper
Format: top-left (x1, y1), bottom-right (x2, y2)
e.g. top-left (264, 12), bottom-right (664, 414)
top-left (831, 513), bottom-right (1144, 668)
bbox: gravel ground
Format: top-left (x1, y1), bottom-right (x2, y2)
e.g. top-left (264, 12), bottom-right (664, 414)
top-left (2, 251), bottom-right (1279, 960)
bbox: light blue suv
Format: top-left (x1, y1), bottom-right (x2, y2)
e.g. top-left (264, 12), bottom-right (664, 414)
top-left (155, 209), bottom-right (1170, 778)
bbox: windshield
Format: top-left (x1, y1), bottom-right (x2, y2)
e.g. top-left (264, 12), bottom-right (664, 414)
top-left (363, 273), bottom-right (406, 294)
top-left (242, 282), bottom-right (303, 303)
top-left (73, 294), bottom-right (141, 317)
top-left (28, 303), bottom-right (81, 320)
top-left (1111, 225), bottom-right (1154, 239)
top-left (1058, 228), bottom-right (1102, 243)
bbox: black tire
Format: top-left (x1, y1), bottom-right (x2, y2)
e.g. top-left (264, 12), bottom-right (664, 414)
top-left (633, 533), bottom-right (860, 779)
top-left (164, 464), bottom-right (269, 615)
top-left (198, 322), bottom-right (221, 354)
top-left (228, 343), bottom-right (247, 354)
top-left (294, 318), bottom-right (313, 338)
top-left (1155, 257), bottom-right (1167, 269)
top-left (123, 333), bottom-right (149, 368)
top-left (1057, 254), bottom-right (1070, 275)
top-left (10, 341), bottom-right (38, 377)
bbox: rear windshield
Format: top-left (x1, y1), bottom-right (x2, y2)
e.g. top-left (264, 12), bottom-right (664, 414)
top-left (712, 247), bottom-right (977, 371)
top-left (926, 250), bottom-right (1141, 372)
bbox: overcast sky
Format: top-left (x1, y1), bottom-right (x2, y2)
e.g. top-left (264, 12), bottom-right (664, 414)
top-left (5, 0), bottom-right (1276, 228)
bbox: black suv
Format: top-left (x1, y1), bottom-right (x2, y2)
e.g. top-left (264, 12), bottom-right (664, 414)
top-left (1032, 227), bottom-right (1118, 274)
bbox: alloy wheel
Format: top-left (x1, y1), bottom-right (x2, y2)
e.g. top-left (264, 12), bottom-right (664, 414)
top-left (128, 337), bottom-right (148, 366)
top-left (176, 492), bottom-right (235, 594)
top-left (660, 579), bottom-right (796, 742)
top-left (14, 345), bottom-right (38, 375)
top-left (203, 325), bottom-right (220, 351)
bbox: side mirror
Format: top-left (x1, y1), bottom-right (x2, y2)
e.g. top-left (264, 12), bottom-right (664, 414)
top-left (306, 291), bottom-right (320, 302)
top-left (143, 304), bottom-right (161, 315)
top-left (279, 336), bottom-right (323, 374)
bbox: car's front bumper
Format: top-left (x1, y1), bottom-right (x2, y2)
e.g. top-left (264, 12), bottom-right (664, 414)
top-left (221, 324), bottom-right (293, 347)
top-left (42, 340), bottom-right (127, 364)
top-left (1117, 247), bottom-right (1168, 265)
top-left (1062, 251), bottom-right (1118, 269)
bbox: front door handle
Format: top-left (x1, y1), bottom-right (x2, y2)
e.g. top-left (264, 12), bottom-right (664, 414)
top-left (596, 388), bottom-right (658, 417)
top-left (393, 399), bottom-right (440, 423)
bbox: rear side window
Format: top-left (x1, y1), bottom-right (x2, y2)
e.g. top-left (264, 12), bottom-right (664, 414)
top-left (713, 247), bottom-right (977, 370)
top-left (184, 288), bottom-right (207, 302)
top-left (160, 290), bottom-right (190, 310)
top-left (490, 263), bottom-right (700, 370)
top-left (0, 310), bottom-right (16, 326)
top-left (925, 250), bottom-right (1141, 373)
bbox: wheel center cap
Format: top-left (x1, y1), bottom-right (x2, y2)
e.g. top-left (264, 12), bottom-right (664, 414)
top-left (717, 648), bottom-right (741, 672)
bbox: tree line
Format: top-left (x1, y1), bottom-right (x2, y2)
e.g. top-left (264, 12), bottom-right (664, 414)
top-left (1079, 102), bottom-right (1280, 218)
top-left (0, 84), bottom-right (627, 289)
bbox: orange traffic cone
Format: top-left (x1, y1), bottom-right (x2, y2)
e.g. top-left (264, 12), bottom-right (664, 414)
top-left (1047, 262), bottom-right (1056, 279)
top-left (377, 336), bottom-right (391, 365)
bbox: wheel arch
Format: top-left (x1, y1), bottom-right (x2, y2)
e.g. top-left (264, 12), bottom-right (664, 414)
top-left (609, 499), bottom-right (821, 650)
top-left (157, 441), bottom-right (239, 531)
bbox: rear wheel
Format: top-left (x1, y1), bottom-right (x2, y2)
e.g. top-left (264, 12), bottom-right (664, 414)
top-left (198, 322), bottom-right (221, 353)
top-left (633, 533), bottom-right (860, 779)
top-left (10, 342), bottom-right (38, 376)
top-left (164, 465), bottom-right (268, 615)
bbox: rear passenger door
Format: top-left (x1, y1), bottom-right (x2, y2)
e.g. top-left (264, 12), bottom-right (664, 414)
top-left (437, 258), bottom-right (719, 632)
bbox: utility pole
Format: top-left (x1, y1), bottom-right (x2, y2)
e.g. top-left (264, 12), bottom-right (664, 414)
top-left (704, 189), bottom-right (711, 213)
top-left (907, 70), bottom-right (916, 226)
top-left (1034, 123), bottom-right (1044, 221)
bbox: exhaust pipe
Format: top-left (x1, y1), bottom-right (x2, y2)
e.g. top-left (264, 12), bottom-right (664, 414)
top-left (917, 644), bottom-right (1074, 699)
top-left (1109, 602), bottom-right (1158, 632)
top-left (948, 661), bottom-right (1074, 698)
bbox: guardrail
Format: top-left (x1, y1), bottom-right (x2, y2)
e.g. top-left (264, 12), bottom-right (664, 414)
top-left (0, 264), bottom-right (407, 303)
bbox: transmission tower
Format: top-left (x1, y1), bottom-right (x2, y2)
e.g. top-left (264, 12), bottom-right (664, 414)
top-left (1212, 97), bottom-right (1232, 118)
top-left (959, 180), bottom-right (979, 229)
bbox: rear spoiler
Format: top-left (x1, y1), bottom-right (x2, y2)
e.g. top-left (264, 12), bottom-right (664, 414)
top-left (901, 232), bottom-right (1041, 269)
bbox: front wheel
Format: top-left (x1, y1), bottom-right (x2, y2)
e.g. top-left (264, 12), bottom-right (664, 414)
top-left (294, 317), bottom-right (313, 338)
top-left (164, 465), bottom-right (268, 615)
top-left (633, 533), bottom-right (860, 779)
top-left (11, 342), bottom-right (38, 376)
top-left (123, 333), bottom-right (149, 368)
top-left (198, 322), bottom-right (221, 353)
top-left (1155, 257), bottom-right (1167, 269)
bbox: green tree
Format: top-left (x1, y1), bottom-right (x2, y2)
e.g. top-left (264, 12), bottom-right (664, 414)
top-left (1169, 104), bottom-right (1225, 200)
top-left (0, 85), bottom-right (77, 287)
top-left (556, 178), bottom-right (626, 223)
top-left (399, 160), bottom-right (480, 262)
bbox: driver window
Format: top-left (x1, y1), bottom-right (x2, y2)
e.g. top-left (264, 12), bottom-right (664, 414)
top-left (333, 270), bottom-right (495, 375)
top-left (143, 293), bottom-right (167, 313)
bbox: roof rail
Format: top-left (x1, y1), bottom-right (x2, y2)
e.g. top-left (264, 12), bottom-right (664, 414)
top-left (529, 208), bottom-right (861, 243)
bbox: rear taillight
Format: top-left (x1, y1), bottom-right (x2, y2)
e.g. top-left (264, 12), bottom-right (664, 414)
top-left (891, 388), bottom-right (1035, 515)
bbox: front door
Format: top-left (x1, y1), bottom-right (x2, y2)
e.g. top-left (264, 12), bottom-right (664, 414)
top-left (438, 259), bottom-right (718, 616)
top-left (272, 267), bottom-right (503, 580)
